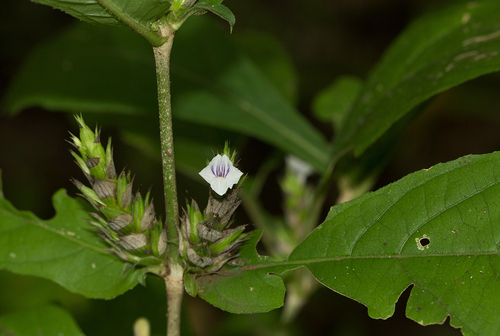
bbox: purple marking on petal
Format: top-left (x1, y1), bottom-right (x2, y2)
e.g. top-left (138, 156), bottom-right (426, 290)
top-left (210, 158), bottom-right (232, 178)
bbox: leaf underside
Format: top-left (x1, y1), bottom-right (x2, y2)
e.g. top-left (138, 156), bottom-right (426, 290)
top-left (0, 189), bottom-right (142, 299)
top-left (31, 0), bottom-right (170, 28)
top-left (200, 152), bottom-right (500, 335)
top-left (333, 1), bottom-right (500, 159)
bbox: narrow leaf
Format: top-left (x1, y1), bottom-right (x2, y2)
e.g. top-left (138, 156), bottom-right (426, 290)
top-left (333, 1), bottom-right (500, 158)
top-left (0, 188), bottom-right (142, 299)
top-left (0, 305), bottom-right (84, 336)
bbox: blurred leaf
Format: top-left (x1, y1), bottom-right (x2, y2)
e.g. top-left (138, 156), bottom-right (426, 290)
top-left (171, 18), bottom-right (329, 172)
top-left (197, 230), bottom-right (285, 313)
top-left (0, 305), bottom-right (84, 336)
top-left (333, 1), bottom-right (500, 158)
top-left (235, 31), bottom-right (299, 104)
top-left (312, 75), bottom-right (362, 127)
top-left (3, 23), bottom-right (157, 116)
top-left (4, 18), bottom-right (329, 172)
top-left (0, 188), bottom-right (142, 299)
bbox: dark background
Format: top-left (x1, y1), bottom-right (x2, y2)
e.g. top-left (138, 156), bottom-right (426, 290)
top-left (1, 0), bottom-right (499, 335)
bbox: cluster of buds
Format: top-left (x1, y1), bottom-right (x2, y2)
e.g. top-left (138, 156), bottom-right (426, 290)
top-left (69, 115), bottom-right (166, 266)
top-left (180, 147), bottom-right (248, 272)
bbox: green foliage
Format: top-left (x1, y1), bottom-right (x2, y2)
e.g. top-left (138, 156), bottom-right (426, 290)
top-left (204, 152), bottom-right (500, 334)
top-left (4, 18), bottom-right (328, 173)
top-left (332, 1), bottom-right (500, 159)
top-left (0, 305), bottom-right (84, 336)
top-left (0, 187), bottom-right (142, 299)
top-left (4, 0), bottom-right (500, 335)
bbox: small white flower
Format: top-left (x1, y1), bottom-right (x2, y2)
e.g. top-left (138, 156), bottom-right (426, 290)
top-left (199, 154), bottom-right (243, 196)
top-left (285, 155), bottom-right (313, 186)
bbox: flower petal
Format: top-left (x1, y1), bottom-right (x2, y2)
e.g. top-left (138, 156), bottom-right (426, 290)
top-left (199, 154), bottom-right (243, 196)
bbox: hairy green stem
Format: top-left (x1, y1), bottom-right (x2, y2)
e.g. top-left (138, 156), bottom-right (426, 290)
top-left (153, 22), bottom-right (184, 336)
top-left (153, 23), bottom-right (179, 260)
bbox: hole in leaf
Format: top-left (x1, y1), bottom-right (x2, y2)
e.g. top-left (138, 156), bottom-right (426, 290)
top-left (420, 237), bottom-right (430, 246)
top-left (415, 234), bottom-right (431, 251)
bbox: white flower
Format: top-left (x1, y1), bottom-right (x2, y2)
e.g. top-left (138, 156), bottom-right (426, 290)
top-left (199, 154), bottom-right (243, 196)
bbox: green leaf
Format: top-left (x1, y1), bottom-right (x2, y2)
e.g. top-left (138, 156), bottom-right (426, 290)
top-left (3, 18), bottom-right (329, 173)
top-left (31, 0), bottom-right (119, 26)
top-left (286, 151), bottom-right (500, 335)
top-left (196, 230), bottom-right (286, 313)
top-left (31, 0), bottom-right (169, 45)
top-left (0, 305), bottom-right (84, 336)
top-left (0, 188), bottom-right (142, 299)
top-left (193, 0), bottom-right (235, 32)
top-left (312, 75), bottom-right (362, 127)
top-left (333, 1), bottom-right (500, 158)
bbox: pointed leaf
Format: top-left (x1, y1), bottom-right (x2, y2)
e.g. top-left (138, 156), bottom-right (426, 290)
top-left (0, 305), bottom-right (84, 336)
top-left (0, 188), bottom-right (142, 299)
top-left (333, 1), bottom-right (500, 158)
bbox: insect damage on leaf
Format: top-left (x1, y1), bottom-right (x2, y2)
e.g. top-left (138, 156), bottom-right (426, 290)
top-left (416, 234), bottom-right (431, 251)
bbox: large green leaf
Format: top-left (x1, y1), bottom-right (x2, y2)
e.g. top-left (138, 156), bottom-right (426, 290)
top-left (0, 305), bottom-right (84, 336)
top-left (3, 18), bottom-right (329, 172)
top-left (333, 1), bottom-right (500, 158)
top-left (203, 152), bottom-right (500, 334)
top-left (0, 188), bottom-right (142, 299)
top-left (291, 151), bottom-right (500, 335)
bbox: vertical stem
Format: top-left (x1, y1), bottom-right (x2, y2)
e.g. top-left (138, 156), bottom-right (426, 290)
top-left (165, 263), bottom-right (184, 336)
top-left (153, 22), bottom-right (184, 336)
top-left (153, 23), bottom-right (179, 256)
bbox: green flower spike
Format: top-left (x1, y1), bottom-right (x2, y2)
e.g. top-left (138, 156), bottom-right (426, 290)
top-left (70, 116), bottom-right (167, 266)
